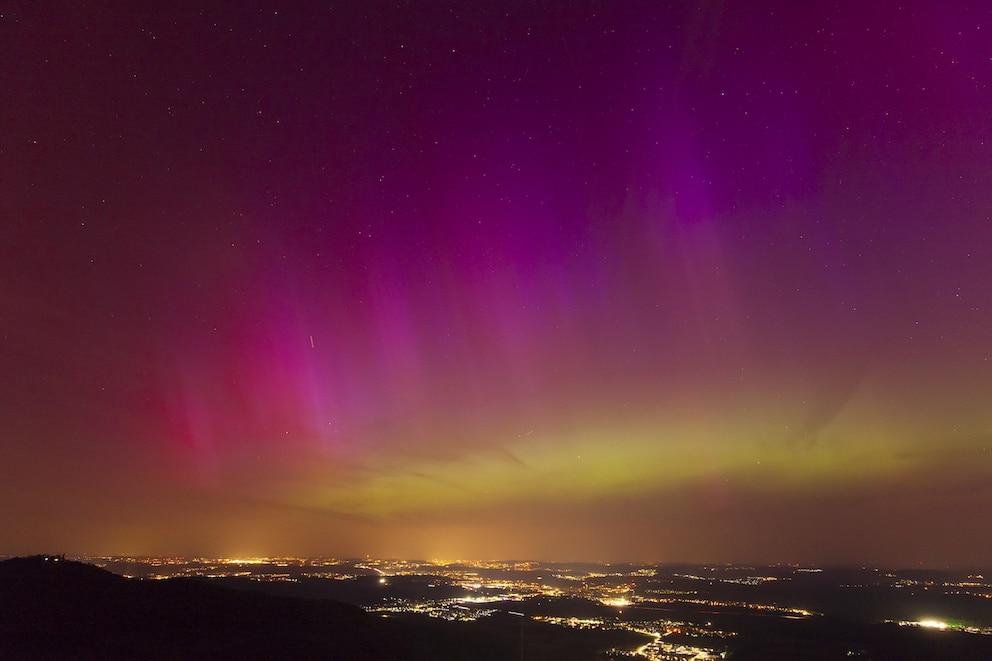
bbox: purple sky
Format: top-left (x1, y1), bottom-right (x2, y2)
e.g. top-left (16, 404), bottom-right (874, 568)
top-left (2, 1), bottom-right (992, 566)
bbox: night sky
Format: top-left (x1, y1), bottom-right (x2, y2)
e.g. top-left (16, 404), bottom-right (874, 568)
top-left (3, 1), bottom-right (991, 566)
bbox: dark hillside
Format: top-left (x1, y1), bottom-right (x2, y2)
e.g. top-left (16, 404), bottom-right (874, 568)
top-left (0, 555), bottom-right (503, 660)
top-left (0, 556), bottom-right (644, 660)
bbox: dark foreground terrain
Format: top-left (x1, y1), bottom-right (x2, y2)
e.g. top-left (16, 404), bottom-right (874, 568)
top-left (0, 556), bottom-right (643, 660)
top-left (5, 556), bottom-right (992, 660)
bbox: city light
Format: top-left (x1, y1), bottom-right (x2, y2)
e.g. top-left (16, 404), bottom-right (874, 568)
top-left (68, 556), bottom-right (992, 660)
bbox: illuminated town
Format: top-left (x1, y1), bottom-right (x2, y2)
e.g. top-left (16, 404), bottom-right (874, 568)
top-left (53, 557), bottom-right (992, 660)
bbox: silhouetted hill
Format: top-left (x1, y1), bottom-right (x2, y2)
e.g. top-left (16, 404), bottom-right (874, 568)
top-left (725, 616), bottom-right (992, 661)
top-left (0, 555), bottom-right (487, 660)
top-left (0, 556), bottom-right (644, 660)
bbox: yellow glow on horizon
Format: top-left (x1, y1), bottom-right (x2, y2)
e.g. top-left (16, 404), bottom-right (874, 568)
top-left (230, 382), bottom-right (992, 525)
top-left (225, 557), bottom-right (268, 564)
top-left (269, 402), bottom-right (943, 519)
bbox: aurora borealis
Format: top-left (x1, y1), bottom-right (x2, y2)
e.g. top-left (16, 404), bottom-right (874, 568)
top-left (3, 1), bottom-right (991, 566)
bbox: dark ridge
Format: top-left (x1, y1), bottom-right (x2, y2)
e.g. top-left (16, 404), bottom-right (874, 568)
top-left (725, 617), bottom-right (992, 661)
top-left (0, 556), bottom-right (644, 660)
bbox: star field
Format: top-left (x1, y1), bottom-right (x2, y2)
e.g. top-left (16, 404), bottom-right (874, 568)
top-left (2, 1), bottom-right (992, 565)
